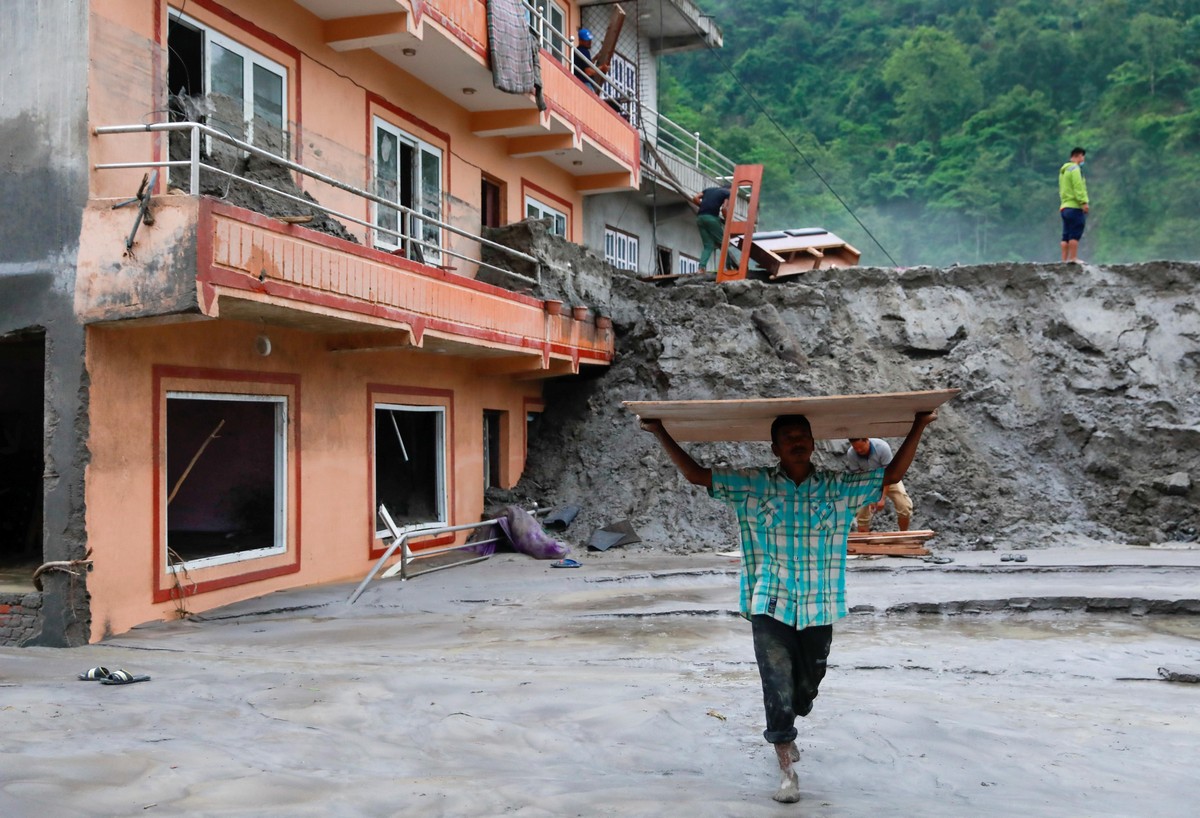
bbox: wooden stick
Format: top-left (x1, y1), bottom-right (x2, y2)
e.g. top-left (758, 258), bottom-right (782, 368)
top-left (168, 419), bottom-right (225, 505)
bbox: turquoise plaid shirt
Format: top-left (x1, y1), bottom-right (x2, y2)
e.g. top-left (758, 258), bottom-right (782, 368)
top-left (710, 465), bottom-right (883, 627)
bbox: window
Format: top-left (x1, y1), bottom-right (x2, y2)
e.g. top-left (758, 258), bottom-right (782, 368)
top-left (166, 393), bottom-right (288, 569)
top-left (526, 196), bottom-right (567, 237)
top-left (527, 1), bottom-right (567, 63)
top-left (604, 52), bottom-right (638, 125)
top-left (483, 410), bottom-right (505, 490)
top-left (657, 246), bottom-right (671, 277)
top-left (374, 118), bottom-right (443, 264)
top-left (374, 404), bottom-right (447, 535)
top-left (167, 12), bottom-right (288, 155)
top-left (678, 254), bottom-right (700, 276)
top-left (604, 227), bottom-right (639, 271)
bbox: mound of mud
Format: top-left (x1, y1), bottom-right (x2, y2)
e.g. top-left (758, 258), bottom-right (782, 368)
top-left (512, 258), bottom-right (1200, 553)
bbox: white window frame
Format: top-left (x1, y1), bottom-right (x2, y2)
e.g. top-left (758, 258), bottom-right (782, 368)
top-left (604, 226), bottom-right (639, 271)
top-left (373, 117), bottom-right (444, 264)
top-left (525, 1), bottom-right (568, 63)
top-left (165, 392), bottom-right (289, 572)
top-left (373, 403), bottom-right (448, 539)
top-left (525, 196), bottom-right (567, 237)
top-left (678, 253), bottom-right (700, 276)
top-left (604, 52), bottom-right (638, 125)
top-left (169, 10), bottom-right (288, 153)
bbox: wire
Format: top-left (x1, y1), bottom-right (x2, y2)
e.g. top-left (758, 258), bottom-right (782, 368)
top-left (676, 5), bottom-right (899, 266)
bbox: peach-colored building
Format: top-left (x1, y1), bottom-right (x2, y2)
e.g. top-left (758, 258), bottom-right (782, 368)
top-left (0, 0), bottom-right (728, 645)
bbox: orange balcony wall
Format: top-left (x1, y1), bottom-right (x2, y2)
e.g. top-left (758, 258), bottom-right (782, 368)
top-left (77, 197), bottom-right (614, 373)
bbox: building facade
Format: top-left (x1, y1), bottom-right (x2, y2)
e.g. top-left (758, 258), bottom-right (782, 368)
top-left (0, 0), bottom-right (727, 645)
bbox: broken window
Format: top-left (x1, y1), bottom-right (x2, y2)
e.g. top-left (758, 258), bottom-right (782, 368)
top-left (373, 118), bottom-right (443, 264)
top-left (526, 196), bottom-right (567, 237)
top-left (167, 11), bottom-right (289, 157)
top-left (604, 226), bottom-right (639, 271)
top-left (0, 332), bottom-right (44, 582)
top-left (165, 393), bottom-right (288, 569)
top-left (374, 404), bottom-right (447, 535)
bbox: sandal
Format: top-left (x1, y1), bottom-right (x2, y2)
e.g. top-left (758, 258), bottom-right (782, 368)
top-left (78, 666), bottom-right (113, 681)
top-left (99, 669), bottom-right (151, 685)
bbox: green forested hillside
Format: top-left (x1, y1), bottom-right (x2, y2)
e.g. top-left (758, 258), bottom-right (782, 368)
top-left (659, 0), bottom-right (1200, 266)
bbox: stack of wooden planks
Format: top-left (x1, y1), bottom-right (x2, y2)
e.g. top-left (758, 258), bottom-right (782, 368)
top-left (847, 529), bottom-right (935, 557)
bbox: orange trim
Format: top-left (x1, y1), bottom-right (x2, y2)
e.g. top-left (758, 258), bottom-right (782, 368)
top-left (366, 383), bottom-right (456, 559)
top-left (151, 365), bottom-right (302, 604)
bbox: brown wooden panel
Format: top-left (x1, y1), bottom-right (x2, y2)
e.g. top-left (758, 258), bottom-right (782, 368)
top-left (623, 389), bottom-right (958, 442)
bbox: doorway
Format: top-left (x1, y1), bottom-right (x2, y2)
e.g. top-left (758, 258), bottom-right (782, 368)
top-left (0, 332), bottom-right (45, 586)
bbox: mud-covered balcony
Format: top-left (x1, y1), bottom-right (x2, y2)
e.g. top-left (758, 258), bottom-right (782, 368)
top-left (292, 0), bottom-right (639, 189)
top-left (84, 122), bottom-right (613, 377)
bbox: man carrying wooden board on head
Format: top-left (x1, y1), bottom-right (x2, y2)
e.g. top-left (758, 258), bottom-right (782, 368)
top-left (637, 402), bottom-right (939, 804)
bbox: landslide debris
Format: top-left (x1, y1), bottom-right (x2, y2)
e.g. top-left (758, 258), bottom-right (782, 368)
top-left (512, 255), bottom-right (1200, 553)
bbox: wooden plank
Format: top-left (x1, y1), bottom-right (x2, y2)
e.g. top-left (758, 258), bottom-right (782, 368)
top-left (850, 530), bottom-right (935, 542)
top-left (594, 5), bottom-right (626, 67)
top-left (623, 389), bottom-right (958, 442)
top-left (847, 543), bottom-right (931, 556)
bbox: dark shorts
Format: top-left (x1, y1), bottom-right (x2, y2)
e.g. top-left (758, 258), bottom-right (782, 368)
top-left (751, 616), bottom-right (833, 744)
top-left (1061, 207), bottom-right (1087, 242)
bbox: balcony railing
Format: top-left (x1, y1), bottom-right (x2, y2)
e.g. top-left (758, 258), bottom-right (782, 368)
top-left (641, 102), bottom-right (736, 187)
top-left (92, 121), bottom-right (540, 287)
top-left (521, 0), bottom-right (733, 198)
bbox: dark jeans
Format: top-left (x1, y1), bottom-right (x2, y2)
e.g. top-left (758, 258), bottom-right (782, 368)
top-left (1061, 207), bottom-right (1087, 242)
top-left (751, 616), bottom-right (833, 744)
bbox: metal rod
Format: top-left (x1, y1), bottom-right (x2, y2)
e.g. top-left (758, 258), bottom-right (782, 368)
top-left (388, 411), bottom-right (410, 462)
top-left (94, 122), bottom-right (538, 266)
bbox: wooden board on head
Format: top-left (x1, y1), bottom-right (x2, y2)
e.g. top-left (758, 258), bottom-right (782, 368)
top-left (623, 389), bottom-right (959, 442)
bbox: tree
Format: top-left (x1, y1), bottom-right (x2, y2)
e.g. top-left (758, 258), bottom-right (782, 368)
top-left (881, 27), bottom-right (983, 144)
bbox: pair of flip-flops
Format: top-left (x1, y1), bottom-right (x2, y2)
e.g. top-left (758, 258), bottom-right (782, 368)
top-left (78, 667), bottom-right (151, 685)
top-left (1000, 553), bottom-right (1028, 563)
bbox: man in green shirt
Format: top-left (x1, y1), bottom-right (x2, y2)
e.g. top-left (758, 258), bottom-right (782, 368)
top-left (1059, 147), bottom-right (1089, 263)
top-left (641, 410), bottom-right (937, 802)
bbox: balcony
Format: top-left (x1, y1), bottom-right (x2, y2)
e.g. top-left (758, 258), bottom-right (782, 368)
top-left (85, 122), bottom-right (613, 378)
top-left (292, 0), bottom-right (639, 188)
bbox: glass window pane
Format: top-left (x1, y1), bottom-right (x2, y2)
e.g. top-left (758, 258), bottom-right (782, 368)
top-left (375, 128), bottom-right (399, 241)
top-left (252, 64), bottom-right (283, 130)
top-left (209, 43), bottom-right (245, 140)
top-left (419, 148), bottom-right (442, 257)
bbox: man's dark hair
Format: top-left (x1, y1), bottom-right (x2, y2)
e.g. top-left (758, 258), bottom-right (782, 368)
top-left (1071, 147), bottom-right (1086, 157)
top-left (770, 414), bottom-right (812, 445)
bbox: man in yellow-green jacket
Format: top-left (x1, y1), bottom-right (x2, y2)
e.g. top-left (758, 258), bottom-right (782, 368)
top-left (1059, 147), bottom-right (1089, 263)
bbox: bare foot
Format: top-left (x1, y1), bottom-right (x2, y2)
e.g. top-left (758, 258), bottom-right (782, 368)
top-left (773, 766), bottom-right (801, 803)
top-left (772, 743), bottom-right (801, 802)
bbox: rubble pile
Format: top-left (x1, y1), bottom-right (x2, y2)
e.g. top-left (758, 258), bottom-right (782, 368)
top-left (514, 255), bottom-right (1200, 552)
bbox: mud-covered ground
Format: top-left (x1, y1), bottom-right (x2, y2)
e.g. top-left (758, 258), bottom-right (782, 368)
top-left (502, 246), bottom-right (1200, 554)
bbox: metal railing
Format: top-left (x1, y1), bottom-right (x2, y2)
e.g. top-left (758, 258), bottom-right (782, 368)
top-left (347, 505), bottom-right (503, 603)
top-left (92, 121), bottom-right (541, 286)
top-left (640, 102), bottom-right (737, 187)
top-left (519, 1), bottom-right (734, 195)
